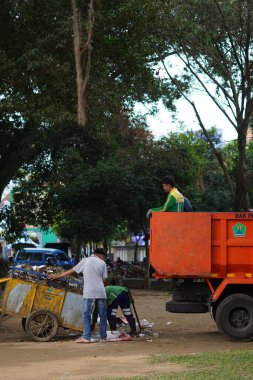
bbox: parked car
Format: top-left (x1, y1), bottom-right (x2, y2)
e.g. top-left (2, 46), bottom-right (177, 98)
top-left (14, 248), bottom-right (73, 269)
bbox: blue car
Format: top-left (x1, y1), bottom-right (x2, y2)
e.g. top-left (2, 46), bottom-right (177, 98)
top-left (14, 248), bottom-right (73, 269)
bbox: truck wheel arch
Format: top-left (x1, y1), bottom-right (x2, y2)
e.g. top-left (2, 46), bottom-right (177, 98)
top-left (211, 283), bottom-right (253, 320)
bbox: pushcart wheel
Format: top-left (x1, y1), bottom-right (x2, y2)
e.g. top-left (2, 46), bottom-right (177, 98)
top-left (22, 318), bottom-right (26, 332)
top-left (25, 309), bottom-right (59, 342)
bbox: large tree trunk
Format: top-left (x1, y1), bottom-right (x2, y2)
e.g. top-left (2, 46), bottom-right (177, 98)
top-left (140, 205), bottom-right (150, 289)
top-left (71, 0), bottom-right (94, 128)
top-left (233, 178), bottom-right (250, 211)
top-left (70, 236), bottom-right (82, 261)
top-left (102, 239), bottom-right (108, 253)
top-left (142, 225), bottom-right (150, 290)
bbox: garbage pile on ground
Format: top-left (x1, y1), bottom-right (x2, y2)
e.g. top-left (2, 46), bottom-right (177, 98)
top-left (10, 265), bottom-right (83, 294)
top-left (92, 316), bottom-right (159, 343)
top-left (108, 262), bottom-right (145, 280)
top-left (89, 331), bottom-right (133, 343)
top-left (119, 316), bottom-right (158, 339)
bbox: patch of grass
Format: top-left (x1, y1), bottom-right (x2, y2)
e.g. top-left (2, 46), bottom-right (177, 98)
top-left (106, 349), bottom-right (253, 380)
top-left (150, 349), bottom-right (253, 379)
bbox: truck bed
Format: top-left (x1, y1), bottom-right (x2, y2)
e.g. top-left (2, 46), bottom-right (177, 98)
top-left (150, 212), bottom-right (253, 279)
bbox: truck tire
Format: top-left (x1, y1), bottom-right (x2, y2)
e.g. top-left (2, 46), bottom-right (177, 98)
top-left (166, 301), bottom-right (208, 313)
top-left (216, 294), bottom-right (253, 341)
top-left (25, 309), bottom-right (59, 342)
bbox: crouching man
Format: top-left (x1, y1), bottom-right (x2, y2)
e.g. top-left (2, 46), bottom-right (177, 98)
top-left (106, 285), bottom-right (137, 336)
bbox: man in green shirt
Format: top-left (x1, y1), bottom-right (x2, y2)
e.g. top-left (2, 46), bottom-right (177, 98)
top-left (91, 285), bottom-right (137, 336)
top-left (105, 285), bottom-right (137, 336)
top-left (147, 175), bottom-right (184, 218)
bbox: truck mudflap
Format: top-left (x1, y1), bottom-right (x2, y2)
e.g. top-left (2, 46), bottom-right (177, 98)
top-left (166, 300), bottom-right (208, 313)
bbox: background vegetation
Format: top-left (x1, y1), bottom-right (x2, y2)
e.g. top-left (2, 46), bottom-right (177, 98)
top-left (1, 1), bottom-right (253, 259)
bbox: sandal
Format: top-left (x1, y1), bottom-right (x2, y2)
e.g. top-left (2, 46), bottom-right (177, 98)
top-left (74, 337), bottom-right (90, 343)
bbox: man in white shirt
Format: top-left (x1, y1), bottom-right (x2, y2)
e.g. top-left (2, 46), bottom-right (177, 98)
top-left (48, 248), bottom-right (108, 343)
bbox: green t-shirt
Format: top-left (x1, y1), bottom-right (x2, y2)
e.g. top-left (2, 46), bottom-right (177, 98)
top-left (105, 285), bottom-right (128, 305)
top-left (152, 187), bottom-right (184, 212)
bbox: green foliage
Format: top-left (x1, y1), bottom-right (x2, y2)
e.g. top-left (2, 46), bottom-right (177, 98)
top-left (0, 0), bottom-right (74, 197)
top-left (156, 0), bottom-right (253, 210)
top-left (1, 0), bottom-right (245, 244)
top-left (0, 0), bottom-right (169, 199)
top-left (6, 124), bottom-right (231, 247)
top-left (197, 131), bottom-right (233, 211)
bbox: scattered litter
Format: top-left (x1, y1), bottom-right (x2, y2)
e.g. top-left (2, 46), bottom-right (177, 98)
top-left (107, 331), bottom-right (121, 339)
top-left (106, 331), bottom-right (132, 342)
top-left (147, 339), bottom-right (153, 342)
top-left (101, 316), bottom-right (160, 341)
top-left (89, 331), bottom-right (132, 343)
top-left (166, 321), bottom-right (172, 326)
top-left (140, 319), bottom-right (154, 328)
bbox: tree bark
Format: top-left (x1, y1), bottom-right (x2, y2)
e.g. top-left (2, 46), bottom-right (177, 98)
top-left (71, 0), bottom-right (94, 128)
top-left (70, 236), bottom-right (81, 261)
top-left (103, 239), bottom-right (108, 253)
top-left (141, 221), bottom-right (150, 290)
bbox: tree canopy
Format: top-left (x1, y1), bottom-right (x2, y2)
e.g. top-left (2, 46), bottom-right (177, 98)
top-left (155, 0), bottom-right (253, 210)
top-left (1, 0), bottom-right (253, 252)
top-left (0, 0), bottom-right (167, 198)
top-left (6, 123), bottom-right (232, 254)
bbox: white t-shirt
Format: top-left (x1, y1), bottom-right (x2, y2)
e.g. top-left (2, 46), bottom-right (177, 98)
top-left (74, 255), bottom-right (107, 299)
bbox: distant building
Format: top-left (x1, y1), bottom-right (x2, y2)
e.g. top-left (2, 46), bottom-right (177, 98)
top-left (111, 245), bottom-right (146, 262)
top-left (25, 226), bottom-right (58, 246)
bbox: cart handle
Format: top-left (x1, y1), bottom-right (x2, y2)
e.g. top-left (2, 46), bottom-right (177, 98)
top-left (0, 278), bottom-right (10, 284)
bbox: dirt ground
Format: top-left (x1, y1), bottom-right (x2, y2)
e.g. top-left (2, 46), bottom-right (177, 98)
top-left (1, 289), bottom-right (253, 380)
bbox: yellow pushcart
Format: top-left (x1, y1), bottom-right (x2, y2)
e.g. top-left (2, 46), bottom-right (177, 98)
top-left (0, 268), bottom-right (83, 342)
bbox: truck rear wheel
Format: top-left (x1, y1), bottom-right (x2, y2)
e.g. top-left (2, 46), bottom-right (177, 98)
top-left (216, 294), bottom-right (253, 341)
top-left (25, 309), bottom-right (59, 342)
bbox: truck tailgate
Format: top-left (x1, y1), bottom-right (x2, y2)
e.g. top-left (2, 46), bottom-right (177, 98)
top-left (150, 213), bottom-right (211, 277)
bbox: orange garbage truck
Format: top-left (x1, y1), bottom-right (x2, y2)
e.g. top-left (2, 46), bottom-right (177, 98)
top-left (150, 212), bottom-right (253, 341)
